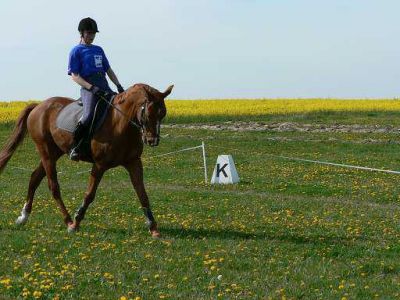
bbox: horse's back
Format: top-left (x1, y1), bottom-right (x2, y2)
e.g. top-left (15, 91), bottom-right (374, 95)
top-left (27, 97), bottom-right (75, 152)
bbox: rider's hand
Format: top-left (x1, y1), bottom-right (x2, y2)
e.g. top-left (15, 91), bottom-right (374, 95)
top-left (89, 85), bottom-right (100, 93)
top-left (116, 84), bottom-right (124, 93)
top-left (89, 85), bottom-right (108, 99)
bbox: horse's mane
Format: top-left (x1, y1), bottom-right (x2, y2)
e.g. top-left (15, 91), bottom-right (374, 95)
top-left (132, 83), bottom-right (161, 98)
top-left (115, 83), bottom-right (166, 106)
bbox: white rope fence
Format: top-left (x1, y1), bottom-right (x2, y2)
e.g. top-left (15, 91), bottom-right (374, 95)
top-left (149, 144), bottom-right (202, 158)
top-left (206, 144), bottom-right (400, 176)
top-left (145, 141), bottom-right (208, 182)
top-left (9, 141), bottom-right (209, 183)
top-left (272, 154), bottom-right (400, 175)
top-left (9, 141), bottom-right (400, 185)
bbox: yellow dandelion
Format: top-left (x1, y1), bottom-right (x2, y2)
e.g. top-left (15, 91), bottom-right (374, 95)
top-left (0, 278), bottom-right (11, 285)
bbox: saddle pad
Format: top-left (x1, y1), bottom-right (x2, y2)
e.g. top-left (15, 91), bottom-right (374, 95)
top-left (56, 98), bottom-right (111, 134)
top-left (56, 101), bottom-right (83, 133)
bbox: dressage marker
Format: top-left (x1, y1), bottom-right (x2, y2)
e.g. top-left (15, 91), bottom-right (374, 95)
top-left (211, 154), bottom-right (240, 184)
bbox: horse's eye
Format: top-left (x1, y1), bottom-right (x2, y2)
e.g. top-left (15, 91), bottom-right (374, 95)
top-left (159, 107), bottom-right (166, 117)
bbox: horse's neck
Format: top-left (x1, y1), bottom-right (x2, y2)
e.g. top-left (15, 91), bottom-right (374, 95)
top-left (106, 100), bottom-right (140, 137)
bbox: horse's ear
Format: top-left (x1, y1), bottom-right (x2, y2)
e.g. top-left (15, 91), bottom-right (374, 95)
top-left (163, 85), bottom-right (174, 98)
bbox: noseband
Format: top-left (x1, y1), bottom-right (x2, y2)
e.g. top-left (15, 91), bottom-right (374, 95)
top-left (138, 100), bottom-right (161, 140)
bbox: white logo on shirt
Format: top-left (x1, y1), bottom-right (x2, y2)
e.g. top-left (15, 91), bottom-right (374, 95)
top-left (94, 55), bottom-right (103, 68)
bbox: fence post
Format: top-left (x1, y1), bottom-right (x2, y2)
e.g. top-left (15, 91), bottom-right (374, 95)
top-left (202, 141), bottom-right (208, 183)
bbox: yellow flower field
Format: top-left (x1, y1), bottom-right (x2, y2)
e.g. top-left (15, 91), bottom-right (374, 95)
top-left (0, 99), bottom-right (399, 123)
top-left (0, 101), bottom-right (38, 123)
top-left (165, 99), bottom-right (400, 117)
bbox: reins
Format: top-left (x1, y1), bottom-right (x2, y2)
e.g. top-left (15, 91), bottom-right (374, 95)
top-left (97, 93), bottom-right (145, 130)
top-left (96, 91), bottom-right (161, 142)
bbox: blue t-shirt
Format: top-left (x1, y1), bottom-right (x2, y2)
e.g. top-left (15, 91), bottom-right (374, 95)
top-left (68, 44), bottom-right (110, 79)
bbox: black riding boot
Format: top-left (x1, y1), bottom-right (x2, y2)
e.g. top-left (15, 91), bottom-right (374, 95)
top-left (69, 121), bottom-right (86, 161)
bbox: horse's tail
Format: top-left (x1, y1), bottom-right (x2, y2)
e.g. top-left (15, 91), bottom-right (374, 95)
top-left (0, 103), bottom-right (38, 174)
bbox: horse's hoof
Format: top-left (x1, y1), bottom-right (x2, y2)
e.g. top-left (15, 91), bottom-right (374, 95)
top-left (15, 215), bottom-right (28, 226)
top-left (67, 224), bottom-right (78, 234)
top-left (150, 230), bottom-right (161, 239)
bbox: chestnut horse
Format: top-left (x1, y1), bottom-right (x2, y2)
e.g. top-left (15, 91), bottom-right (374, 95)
top-left (0, 83), bottom-right (173, 237)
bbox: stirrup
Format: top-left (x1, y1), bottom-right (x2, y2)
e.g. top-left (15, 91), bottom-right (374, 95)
top-left (69, 147), bottom-right (80, 161)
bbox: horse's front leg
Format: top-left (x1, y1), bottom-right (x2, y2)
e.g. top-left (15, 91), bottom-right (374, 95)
top-left (125, 159), bottom-right (160, 238)
top-left (68, 164), bottom-right (105, 233)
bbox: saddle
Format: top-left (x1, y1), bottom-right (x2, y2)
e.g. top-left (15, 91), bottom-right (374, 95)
top-left (56, 97), bottom-right (112, 159)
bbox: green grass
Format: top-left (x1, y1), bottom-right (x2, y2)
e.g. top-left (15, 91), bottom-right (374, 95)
top-left (1, 112), bottom-right (400, 299)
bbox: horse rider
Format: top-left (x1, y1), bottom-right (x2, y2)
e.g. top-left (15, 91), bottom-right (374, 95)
top-left (67, 17), bottom-right (124, 161)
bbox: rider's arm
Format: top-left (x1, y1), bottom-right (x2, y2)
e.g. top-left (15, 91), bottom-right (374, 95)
top-left (71, 73), bottom-right (92, 90)
top-left (106, 67), bottom-right (122, 87)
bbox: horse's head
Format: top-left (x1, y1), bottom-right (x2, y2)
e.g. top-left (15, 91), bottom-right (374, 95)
top-left (117, 83), bottom-right (173, 147)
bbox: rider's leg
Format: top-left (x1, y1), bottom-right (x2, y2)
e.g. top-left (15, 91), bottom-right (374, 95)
top-left (69, 121), bottom-right (87, 160)
top-left (69, 88), bottom-right (97, 161)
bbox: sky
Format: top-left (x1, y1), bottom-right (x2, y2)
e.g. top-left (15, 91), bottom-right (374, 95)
top-left (0, 0), bottom-right (399, 100)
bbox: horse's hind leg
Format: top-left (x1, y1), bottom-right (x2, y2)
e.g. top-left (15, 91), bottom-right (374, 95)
top-left (15, 162), bottom-right (46, 225)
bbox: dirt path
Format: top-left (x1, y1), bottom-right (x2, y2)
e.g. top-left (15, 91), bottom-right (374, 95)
top-left (164, 121), bottom-right (400, 134)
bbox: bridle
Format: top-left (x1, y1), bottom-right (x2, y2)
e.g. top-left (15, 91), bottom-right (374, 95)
top-left (98, 93), bottom-right (160, 141)
top-left (98, 93), bottom-right (145, 130)
top-left (138, 98), bottom-right (162, 141)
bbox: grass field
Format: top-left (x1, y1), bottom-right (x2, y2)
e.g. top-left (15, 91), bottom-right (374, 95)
top-left (1, 100), bottom-right (400, 299)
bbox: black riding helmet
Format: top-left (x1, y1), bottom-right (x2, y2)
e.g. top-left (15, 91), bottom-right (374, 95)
top-left (78, 17), bottom-right (99, 33)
